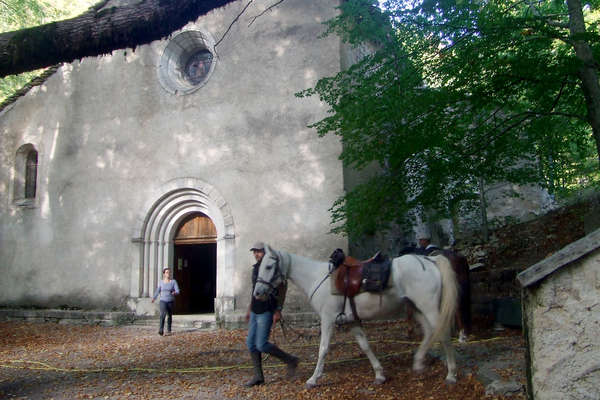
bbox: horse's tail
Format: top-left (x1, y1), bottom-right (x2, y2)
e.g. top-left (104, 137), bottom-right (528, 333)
top-left (431, 255), bottom-right (458, 344)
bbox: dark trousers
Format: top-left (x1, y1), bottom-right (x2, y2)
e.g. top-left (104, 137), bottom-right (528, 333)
top-left (159, 300), bottom-right (174, 333)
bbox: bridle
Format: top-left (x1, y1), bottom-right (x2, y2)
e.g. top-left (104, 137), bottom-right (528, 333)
top-left (255, 253), bottom-right (286, 295)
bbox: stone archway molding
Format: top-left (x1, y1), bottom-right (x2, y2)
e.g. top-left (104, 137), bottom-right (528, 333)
top-left (130, 177), bottom-right (235, 317)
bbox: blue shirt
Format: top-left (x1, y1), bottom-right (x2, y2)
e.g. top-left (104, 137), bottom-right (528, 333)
top-left (152, 280), bottom-right (180, 302)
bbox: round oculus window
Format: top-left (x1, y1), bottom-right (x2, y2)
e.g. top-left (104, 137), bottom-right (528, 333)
top-left (184, 50), bottom-right (213, 85)
top-left (158, 30), bottom-right (216, 95)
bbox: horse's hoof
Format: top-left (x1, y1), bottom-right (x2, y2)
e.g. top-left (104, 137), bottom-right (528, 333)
top-left (305, 382), bottom-right (317, 389)
top-left (413, 365), bottom-right (425, 374)
top-left (445, 377), bottom-right (457, 385)
top-left (374, 377), bottom-right (386, 385)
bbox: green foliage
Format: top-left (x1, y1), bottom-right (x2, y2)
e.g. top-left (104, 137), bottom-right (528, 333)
top-left (299, 0), bottom-right (600, 238)
top-left (0, 71), bottom-right (40, 103)
top-left (0, 0), bottom-right (71, 33)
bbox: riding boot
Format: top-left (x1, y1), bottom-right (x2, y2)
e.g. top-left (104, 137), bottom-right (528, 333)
top-left (244, 352), bottom-right (264, 387)
top-left (264, 345), bottom-right (299, 378)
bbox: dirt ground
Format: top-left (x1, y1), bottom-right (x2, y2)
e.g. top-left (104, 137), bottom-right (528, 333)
top-left (0, 319), bottom-right (526, 400)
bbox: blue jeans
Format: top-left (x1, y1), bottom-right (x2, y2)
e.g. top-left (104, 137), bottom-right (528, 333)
top-left (159, 300), bottom-right (174, 333)
top-left (246, 311), bottom-right (275, 353)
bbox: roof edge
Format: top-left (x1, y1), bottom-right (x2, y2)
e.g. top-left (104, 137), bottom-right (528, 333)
top-left (517, 227), bottom-right (600, 288)
top-left (0, 64), bottom-right (61, 114)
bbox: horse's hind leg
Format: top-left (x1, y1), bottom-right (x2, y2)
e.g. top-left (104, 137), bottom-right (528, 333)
top-left (413, 310), bottom-right (434, 372)
top-left (416, 307), bottom-right (458, 383)
top-left (440, 332), bottom-right (457, 383)
top-left (306, 318), bottom-right (334, 389)
top-left (350, 325), bottom-right (386, 384)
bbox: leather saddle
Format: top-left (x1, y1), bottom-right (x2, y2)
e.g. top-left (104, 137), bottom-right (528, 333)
top-left (329, 248), bottom-right (391, 324)
top-left (329, 249), bottom-right (389, 297)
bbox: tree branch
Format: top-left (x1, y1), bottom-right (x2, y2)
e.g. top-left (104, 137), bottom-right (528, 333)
top-left (0, 0), bottom-right (237, 78)
top-left (248, 0), bottom-right (285, 27)
top-left (549, 79), bottom-right (568, 112)
top-left (214, 0), bottom-right (253, 48)
top-left (463, 106), bottom-right (586, 159)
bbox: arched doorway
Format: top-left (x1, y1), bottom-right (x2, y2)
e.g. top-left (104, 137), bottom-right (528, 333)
top-left (173, 213), bottom-right (217, 314)
top-left (132, 179), bottom-right (236, 318)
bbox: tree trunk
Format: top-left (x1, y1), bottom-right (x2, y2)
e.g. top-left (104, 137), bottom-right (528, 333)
top-left (478, 177), bottom-right (489, 242)
top-left (0, 0), bottom-right (237, 78)
top-left (566, 0), bottom-right (600, 166)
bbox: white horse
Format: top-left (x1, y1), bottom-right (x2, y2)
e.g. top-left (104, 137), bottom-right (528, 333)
top-left (253, 244), bottom-right (459, 388)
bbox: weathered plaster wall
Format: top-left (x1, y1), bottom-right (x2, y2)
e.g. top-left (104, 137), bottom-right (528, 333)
top-left (523, 250), bottom-right (600, 399)
top-left (0, 0), bottom-right (346, 314)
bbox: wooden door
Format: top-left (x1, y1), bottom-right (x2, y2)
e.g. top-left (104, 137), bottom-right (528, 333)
top-left (173, 213), bottom-right (217, 314)
top-left (174, 213), bottom-right (217, 245)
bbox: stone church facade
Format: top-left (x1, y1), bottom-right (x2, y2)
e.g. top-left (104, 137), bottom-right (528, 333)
top-left (0, 0), bottom-right (347, 319)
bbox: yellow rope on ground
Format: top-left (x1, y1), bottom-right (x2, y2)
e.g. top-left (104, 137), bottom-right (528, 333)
top-left (283, 335), bottom-right (510, 348)
top-left (0, 359), bottom-right (252, 374)
top-left (0, 336), bottom-right (510, 375)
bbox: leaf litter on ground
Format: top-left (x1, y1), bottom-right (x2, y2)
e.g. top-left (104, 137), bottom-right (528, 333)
top-left (0, 319), bottom-right (525, 399)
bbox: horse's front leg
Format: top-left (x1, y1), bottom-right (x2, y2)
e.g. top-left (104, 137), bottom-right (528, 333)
top-left (350, 325), bottom-right (386, 384)
top-left (306, 319), bottom-right (334, 389)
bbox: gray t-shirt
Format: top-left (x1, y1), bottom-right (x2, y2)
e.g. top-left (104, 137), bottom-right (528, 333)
top-left (152, 280), bottom-right (180, 302)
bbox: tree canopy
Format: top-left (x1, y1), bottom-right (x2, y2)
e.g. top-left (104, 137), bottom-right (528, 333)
top-left (298, 0), bottom-right (600, 238)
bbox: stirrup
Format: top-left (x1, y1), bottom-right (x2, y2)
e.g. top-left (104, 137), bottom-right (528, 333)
top-left (335, 312), bottom-right (347, 326)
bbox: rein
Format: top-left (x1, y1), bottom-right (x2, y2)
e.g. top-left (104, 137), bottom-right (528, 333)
top-left (411, 254), bottom-right (437, 271)
top-left (277, 317), bottom-right (317, 344)
top-left (308, 262), bottom-right (334, 302)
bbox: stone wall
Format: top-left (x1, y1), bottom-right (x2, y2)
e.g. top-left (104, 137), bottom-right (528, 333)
top-left (458, 196), bottom-right (596, 323)
top-left (521, 249), bottom-right (600, 399)
top-left (0, 0), bottom-right (346, 317)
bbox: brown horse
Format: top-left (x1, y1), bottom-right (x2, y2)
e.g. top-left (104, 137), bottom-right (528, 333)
top-left (437, 249), bottom-right (471, 340)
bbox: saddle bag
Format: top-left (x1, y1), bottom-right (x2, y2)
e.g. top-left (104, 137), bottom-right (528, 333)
top-left (361, 255), bottom-right (391, 293)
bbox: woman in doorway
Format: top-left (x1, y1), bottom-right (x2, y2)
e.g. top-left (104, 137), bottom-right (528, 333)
top-left (152, 268), bottom-right (180, 336)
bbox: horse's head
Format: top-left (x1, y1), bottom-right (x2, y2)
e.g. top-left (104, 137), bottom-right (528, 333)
top-left (253, 244), bottom-right (284, 301)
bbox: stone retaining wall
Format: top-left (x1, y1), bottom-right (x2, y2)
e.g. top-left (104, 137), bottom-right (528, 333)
top-left (0, 309), bottom-right (136, 326)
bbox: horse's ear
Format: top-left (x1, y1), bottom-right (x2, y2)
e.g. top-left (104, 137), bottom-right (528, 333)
top-left (264, 244), bottom-right (272, 254)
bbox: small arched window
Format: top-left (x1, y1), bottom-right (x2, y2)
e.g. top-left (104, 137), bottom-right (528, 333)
top-left (25, 150), bottom-right (38, 199)
top-left (14, 144), bottom-right (38, 205)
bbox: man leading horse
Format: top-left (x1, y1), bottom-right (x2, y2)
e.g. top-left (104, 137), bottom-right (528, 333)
top-left (244, 241), bottom-right (299, 387)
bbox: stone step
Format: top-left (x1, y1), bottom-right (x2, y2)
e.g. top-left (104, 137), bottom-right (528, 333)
top-left (133, 314), bottom-right (220, 330)
top-left (0, 309), bottom-right (318, 330)
top-left (0, 309), bottom-right (228, 329)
